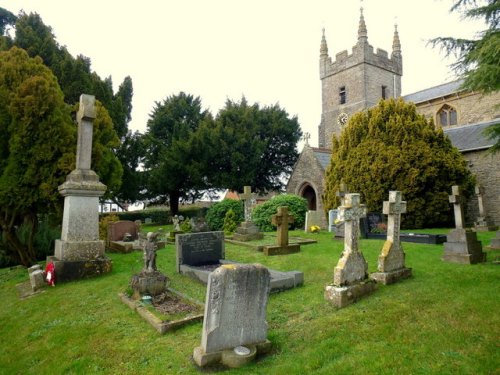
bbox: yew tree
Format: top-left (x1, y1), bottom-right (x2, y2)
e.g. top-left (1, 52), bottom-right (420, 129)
top-left (323, 98), bottom-right (475, 228)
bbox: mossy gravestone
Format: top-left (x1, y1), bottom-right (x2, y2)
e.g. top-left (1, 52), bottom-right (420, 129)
top-left (370, 191), bottom-right (412, 285)
top-left (443, 186), bottom-right (485, 264)
top-left (193, 264), bottom-right (271, 368)
top-left (325, 193), bottom-right (376, 308)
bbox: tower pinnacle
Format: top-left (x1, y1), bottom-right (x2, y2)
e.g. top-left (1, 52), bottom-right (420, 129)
top-left (320, 27), bottom-right (329, 57)
top-left (358, 6), bottom-right (368, 43)
top-left (392, 23), bottom-right (401, 55)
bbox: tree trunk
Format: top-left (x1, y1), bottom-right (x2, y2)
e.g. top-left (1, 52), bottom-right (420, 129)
top-left (169, 191), bottom-right (180, 215)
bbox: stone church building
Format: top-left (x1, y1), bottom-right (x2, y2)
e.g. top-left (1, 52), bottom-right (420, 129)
top-left (287, 8), bottom-right (500, 228)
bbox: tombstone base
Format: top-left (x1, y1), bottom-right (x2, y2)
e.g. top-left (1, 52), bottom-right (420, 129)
top-left (130, 271), bottom-right (169, 298)
top-left (324, 280), bottom-right (376, 308)
top-left (370, 267), bottom-right (412, 285)
top-left (193, 340), bottom-right (271, 368)
top-left (442, 229), bottom-right (485, 264)
top-left (47, 256), bottom-right (112, 282)
top-left (232, 222), bottom-right (263, 242)
top-left (107, 241), bottom-right (136, 253)
top-left (263, 244), bottom-right (300, 256)
top-left (54, 239), bottom-right (105, 261)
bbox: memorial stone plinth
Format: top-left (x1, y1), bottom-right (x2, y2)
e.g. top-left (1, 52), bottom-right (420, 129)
top-left (443, 186), bottom-right (486, 264)
top-left (232, 186), bottom-right (263, 241)
top-left (49, 95), bottom-right (112, 281)
top-left (325, 193), bottom-right (376, 308)
top-left (370, 191), bottom-right (412, 285)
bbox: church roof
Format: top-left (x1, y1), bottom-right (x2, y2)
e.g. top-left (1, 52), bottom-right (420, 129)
top-left (312, 147), bottom-right (332, 170)
top-left (403, 80), bottom-right (464, 103)
top-left (443, 120), bottom-right (497, 152)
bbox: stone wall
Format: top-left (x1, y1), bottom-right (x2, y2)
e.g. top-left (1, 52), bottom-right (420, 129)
top-left (462, 150), bottom-right (500, 226)
top-left (414, 91), bottom-right (500, 128)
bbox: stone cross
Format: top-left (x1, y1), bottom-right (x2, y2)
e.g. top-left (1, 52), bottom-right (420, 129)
top-left (338, 193), bottom-right (367, 253)
top-left (75, 94), bottom-right (96, 170)
top-left (336, 183), bottom-right (349, 206)
top-left (240, 186), bottom-right (254, 222)
top-left (383, 191), bottom-right (407, 249)
top-left (475, 185), bottom-right (486, 218)
top-left (449, 185), bottom-right (465, 229)
top-left (271, 206), bottom-right (294, 246)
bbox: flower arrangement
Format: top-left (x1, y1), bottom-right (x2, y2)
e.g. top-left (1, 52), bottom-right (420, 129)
top-left (310, 225), bottom-right (320, 233)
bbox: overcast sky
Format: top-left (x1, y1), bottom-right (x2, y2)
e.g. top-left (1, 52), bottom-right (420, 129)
top-left (2, 0), bottom-right (486, 148)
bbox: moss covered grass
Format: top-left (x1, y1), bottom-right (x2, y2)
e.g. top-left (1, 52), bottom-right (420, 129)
top-left (0, 228), bottom-right (498, 374)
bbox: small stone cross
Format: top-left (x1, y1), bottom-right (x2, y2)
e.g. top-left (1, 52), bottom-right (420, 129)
top-left (272, 206), bottom-right (294, 246)
top-left (336, 183), bottom-right (349, 207)
top-left (240, 185), bottom-right (254, 222)
top-left (338, 193), bottom-right (366, 253)
top-left (76, 94), bottom-right (96, 170)
top-left (383, 191), bottom-right (406, 248)
top-left (449, 185), bottom-right (465, 229)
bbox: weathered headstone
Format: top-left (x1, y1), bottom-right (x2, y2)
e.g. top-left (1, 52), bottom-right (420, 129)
top-left (474, 185), bottom-right (497, 231)
top-left (176, 231), bottom-right (303, 292)
top-left (370, 191), bottom-right (412, 284)
top-left (304, 210), bottom-right (323, 232)
top-left (193, 264), bottom-right (272, 368)
top-left (232, 186), bottom-right (263, 241)
top-left (28, 265), bottom-right (45, 292)
top-left (443, 186), bottom-right (486, 264)
top-left (48, 94), bottom-right (112, 282)
top-left (328, 209), bottom-right (338, 233)
top-left (334, 183), bottom-right (349, 238)
top-left (325, 193), bottom-right (376, 308)
top-left (263, 206), bottom-right (301, 256)
top-left (191, 216), bottom-right (209, 233)
top-left (130, 231), bottom-right (169, 298)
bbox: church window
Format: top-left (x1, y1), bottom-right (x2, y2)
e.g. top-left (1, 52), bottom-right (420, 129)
top-left (437, 104), bottom-right (458, 126)
top-left (382, 85), bottom-right (387, 99)
top-left (339, 86), bottom-right (346, 104)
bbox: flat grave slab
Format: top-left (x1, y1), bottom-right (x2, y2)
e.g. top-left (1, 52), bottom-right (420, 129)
top-left (119, 288), bottom-right (203, 334)
top-left (177, 231), bottom-right (304, 293)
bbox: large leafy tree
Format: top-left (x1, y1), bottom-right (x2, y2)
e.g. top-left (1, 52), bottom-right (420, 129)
top-left (12, 11), bottom-right (134, 187)
top-left (115, 130), bottom-right (145, 204)
top-left (205, 97), bottom-right (302, 192)
top-left (143, 92), bottom-right (210, 214)
top-left (323, 98), bottom-right (475, 229)
top-left (0, 47), bottom-right (123, 266)
top-left (429, 0), bottom-right (499, 151)
top-left (0, 47), bottom-right (75, 266)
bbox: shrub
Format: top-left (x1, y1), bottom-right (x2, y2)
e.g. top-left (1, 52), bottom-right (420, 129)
top-left (323, 98), bottom-right (475, 229)
top-left (206, 199), bottom-right (244, 231)
top-left (223, 209), bottom-right (238, 234)
top-left (252, 194), bottom-right (308, 232)
top-left (99, 214), bottom-right (120, 240)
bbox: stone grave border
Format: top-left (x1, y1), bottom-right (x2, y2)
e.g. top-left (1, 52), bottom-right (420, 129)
top-left (119, 287), bottom-right (203, 334)
top-left (225, 234), bottom-right (317, 252)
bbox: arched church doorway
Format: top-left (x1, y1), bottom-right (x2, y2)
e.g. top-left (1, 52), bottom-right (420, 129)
top-left (301, 184), bottom-right (317, 210)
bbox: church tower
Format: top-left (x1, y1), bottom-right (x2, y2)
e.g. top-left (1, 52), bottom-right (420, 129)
top-left (318, 7), bottom-right (403, 148)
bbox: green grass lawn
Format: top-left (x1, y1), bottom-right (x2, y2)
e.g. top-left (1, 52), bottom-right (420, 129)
top-left (0, 228), bottom-right (498, 374)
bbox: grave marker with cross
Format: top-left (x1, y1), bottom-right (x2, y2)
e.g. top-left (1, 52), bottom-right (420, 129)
top-left (338, 193), bottom-right (366, 254)
top-left (336, 182), bottom-right (349, 207)
top-left (272, 206), bottom-right (294, 247)
top-left (76, 94), bottom-right (96, 170)
top-left (370, 191), bottom-right (412, 283)
top-left (240, 186), bottom-right (254, 222)
top-left (383, 191), bottom-right (407, 250)
top-left (449, 185), bottom-right (465, 229)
